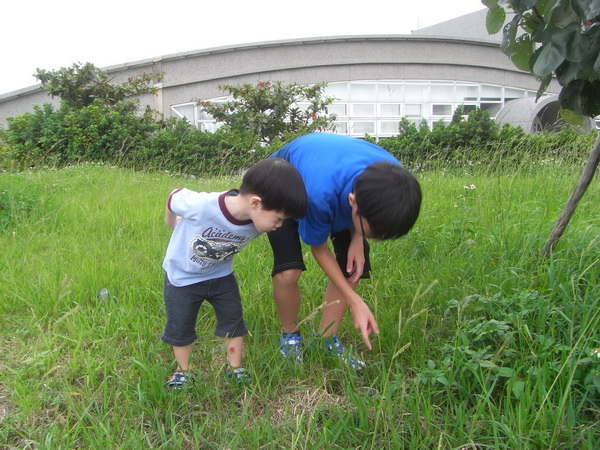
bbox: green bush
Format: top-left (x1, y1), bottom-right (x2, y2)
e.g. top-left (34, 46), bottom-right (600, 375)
top-left (0, 101), bottom-right (266, 175)
top-left (137, 121), bottom-right (266, 176)
top-left (376, 108), bottom-right (596, 170)
top-left (1, 100), bottom-right (158, 168)
top-left (1, 101), bottom-right (596, 175)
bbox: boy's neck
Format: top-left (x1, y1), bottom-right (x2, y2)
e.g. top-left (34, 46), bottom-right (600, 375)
top-left (224, 192), bottom-right (253, 221)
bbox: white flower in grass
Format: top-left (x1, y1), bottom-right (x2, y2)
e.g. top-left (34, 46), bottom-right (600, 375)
top-left (592, 348), bottom-right (600, 358)
top-left (463, 184), bottom-right (476, 190)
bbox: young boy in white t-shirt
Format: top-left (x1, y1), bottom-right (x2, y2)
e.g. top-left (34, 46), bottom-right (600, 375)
top-left (162, 158), bottom-right (306, 389)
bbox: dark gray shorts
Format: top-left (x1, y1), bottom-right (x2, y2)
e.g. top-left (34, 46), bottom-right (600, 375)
top-left (161, 272), bottom-right (248, 346)
top-left (267, 218), bottom-right (371, 279)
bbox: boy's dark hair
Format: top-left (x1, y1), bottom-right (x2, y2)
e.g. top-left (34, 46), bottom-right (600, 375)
top-left (240, 158), bottom-right (307, 218)
top-left (353, 162), bottom-right (422, 240)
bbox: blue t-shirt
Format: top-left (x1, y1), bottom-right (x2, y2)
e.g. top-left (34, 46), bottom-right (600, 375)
top-left (270, 133), bottom-right (399, 245)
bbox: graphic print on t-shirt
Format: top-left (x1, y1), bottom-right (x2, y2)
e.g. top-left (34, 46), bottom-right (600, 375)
top-left (189, 226), bottom-right (249, 266)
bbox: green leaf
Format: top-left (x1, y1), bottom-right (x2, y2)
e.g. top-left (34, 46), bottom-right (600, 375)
top-left (510, 0), bottom-right (540, 11)
top-left (495, 367), bottom-right (515, 378)
top-left (572, 0), bottom-right (600, 22)
top-left (511, 35), bottom-right (535, 71)
top-left (580, 79), bottom-right (600, 116)
top-left (556, 61), bottom-right (583, 86)
top-left (511, 380), bottom-right (525, 399)
top-left (549, 0), bottom-right (580, 28)
top-left (533, 43), bottom-right (565, 76)
top-left (550, 23), bottom-right (578, 57)
top-left (559, 107), bottom-right (584, 125)
top-left (481, 0), bottom-right (500, 9)
top-left (522, 11), bottom-right (543, 33)
top-left (536, 74), bottom-right (553, 100)
top-left (501, 14), bottom-right (521, 54)
top-left (486, 7), bottom-right (506, 35)
top-left (558, 80), bottom-right (585, 114)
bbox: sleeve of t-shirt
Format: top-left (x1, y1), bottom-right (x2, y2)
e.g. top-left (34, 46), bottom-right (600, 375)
top-left (168, 189), bottom-right (210, 220)
top-left (298, 204), bottom-right (332, 246)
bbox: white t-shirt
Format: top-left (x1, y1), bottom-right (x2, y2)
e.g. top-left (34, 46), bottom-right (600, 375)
top-left (162, 188), bottom-right (261, 287)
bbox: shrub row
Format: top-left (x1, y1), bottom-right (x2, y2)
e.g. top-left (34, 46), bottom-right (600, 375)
top-left (1, 101), bottom-right (597, 175)
top-left (0, 100), bottom-right (270, 175)
top-left (374, 109), bottom-right (597, 171)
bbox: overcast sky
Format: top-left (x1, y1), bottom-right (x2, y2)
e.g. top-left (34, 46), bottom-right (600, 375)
top-left (1, 0), bottom-right (485, 95)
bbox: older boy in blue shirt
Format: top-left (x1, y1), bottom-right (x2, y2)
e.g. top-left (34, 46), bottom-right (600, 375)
top-left (268, 133), bottom-right (422, 370)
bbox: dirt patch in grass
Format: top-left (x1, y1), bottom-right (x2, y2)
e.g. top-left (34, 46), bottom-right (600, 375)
top-left (269, 384), bottom-right (347, 426)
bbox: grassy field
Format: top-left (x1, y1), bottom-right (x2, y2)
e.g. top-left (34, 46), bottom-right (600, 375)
top-left (1, 160), bottom-right (598, 449)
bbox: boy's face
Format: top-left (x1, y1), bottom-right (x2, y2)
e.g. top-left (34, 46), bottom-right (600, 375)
top-left (250, 205), bottom-right (287, 233)
top-left (348, 193), bottom-right (379, 241)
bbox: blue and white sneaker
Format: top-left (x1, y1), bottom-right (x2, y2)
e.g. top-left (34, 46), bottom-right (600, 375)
top-left (279, 331), bottom-right (304, 363)
top-left (323, 336), bottom-right (366, 372)
top-left (166, 370), bottom-right (192, 390)
top-left (225, 367), bottom-right (251, 384)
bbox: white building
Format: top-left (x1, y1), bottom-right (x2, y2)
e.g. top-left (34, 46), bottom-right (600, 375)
top-left (1, 9), bottom-right (594, 134)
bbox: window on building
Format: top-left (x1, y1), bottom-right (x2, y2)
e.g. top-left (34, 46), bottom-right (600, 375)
top-left (351, 121), bottom-right (375, 135)
top-left (350, 83), bottom-right (376, 101)
top-left (352, 103), bottom-right (375, 116)
top-left (430, 84), bottom-right (455, 102)
top-left (325, 83), bottom-right (349, 101)
top-left (380, 103), bottom-right (402, 117)
top-left (481, 84), bottom-right (502, 101)
top-left (333, 122), bottom-right (348, 134)
top-left (461, 104), bottom-right (478, 114)
top-left (456, 84), bottom-right (479, 102)
top-left (480, 103), bottom-right (503, 116)
top-left (171, 103), bottom-right (195, 123)
top-left (377, 83), bottom-right (403, 102)
top-left (432, 104), bottom-right (453, 116)
top-left (404, 83), bottom-right (428, 102)
top-left (380, 121), bottom-right (401, 134)
top-left (179, 80), bottom-right (541, 139)
top-left (405, 104), bottom-right (422, 117)
top-left (327, 103), bottom-right (347, 116)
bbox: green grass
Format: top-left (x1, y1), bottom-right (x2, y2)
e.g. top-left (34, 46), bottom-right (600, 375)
top-left (1, 160), bottom-right (599, 449)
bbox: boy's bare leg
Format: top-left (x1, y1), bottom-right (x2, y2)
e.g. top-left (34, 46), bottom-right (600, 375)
top-left (319, 279), bottom-right (359, 337)
top-left (225, 336), bottom-right (244, 368)
top-left (173, 344), bottom-right (193, 372)
top-left (272, 269), bottom-right (302, 333)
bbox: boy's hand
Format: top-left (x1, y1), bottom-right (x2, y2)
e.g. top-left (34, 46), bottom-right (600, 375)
top-left (346, 235), bottom-right (365, 283)
top-left (349, 297), bottom-right (379, 350)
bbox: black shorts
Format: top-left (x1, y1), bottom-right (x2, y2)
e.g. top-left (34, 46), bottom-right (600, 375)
top-left (267, 218), bottom-right (371, 279)
top-left (161, 273), bottom-right (248, 346)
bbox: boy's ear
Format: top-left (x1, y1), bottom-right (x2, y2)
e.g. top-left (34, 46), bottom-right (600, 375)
top-left (249, 196), bottom-right (262, 209)
top-left (348, 192), bottom-right (357, 207)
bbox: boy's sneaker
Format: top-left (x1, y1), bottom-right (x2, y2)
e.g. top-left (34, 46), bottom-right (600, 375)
top-left (166, 370), bottom-right (192, 390)
top-left (225, 367), bottom-right (251, 384)
top-left (323, 336), bottom-right (366, 372)
top-left (279, 331), bottom-right (304, 363)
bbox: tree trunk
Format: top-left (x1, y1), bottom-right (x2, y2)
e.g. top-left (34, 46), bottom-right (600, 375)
top-left (542, 133), bottom-right (600, 256)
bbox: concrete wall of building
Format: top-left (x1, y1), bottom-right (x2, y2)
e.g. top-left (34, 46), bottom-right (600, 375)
top-left (496, 96), bottom-right (596, 133)
top-left (0, 35), bottom-right (560, 128)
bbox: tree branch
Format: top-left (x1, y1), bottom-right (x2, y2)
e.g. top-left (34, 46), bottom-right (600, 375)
top-left (542, 133), bottom-right (600, 256)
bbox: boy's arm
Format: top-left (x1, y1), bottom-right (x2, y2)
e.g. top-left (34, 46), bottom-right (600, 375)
top-left (311, 242), bottom-right (379, 350)
top-left (165, 189), bottom-right (182, 229)
top-left (346, 227), bottom-right (366, 283)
